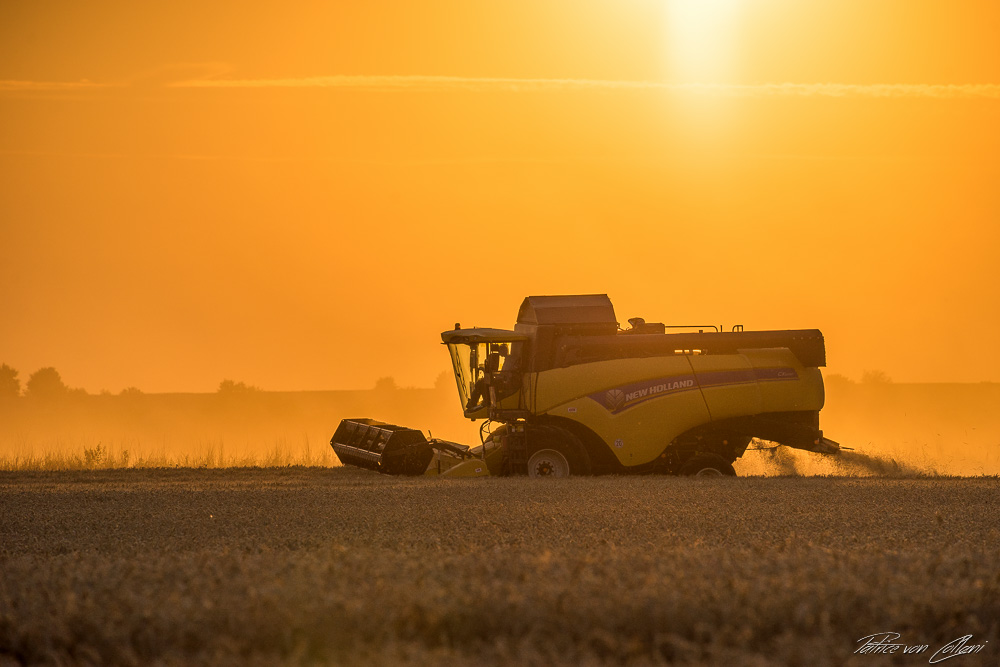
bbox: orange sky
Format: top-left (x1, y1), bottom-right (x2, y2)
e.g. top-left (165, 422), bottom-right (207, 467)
top-left (1, 0), bottom-right (998, 392)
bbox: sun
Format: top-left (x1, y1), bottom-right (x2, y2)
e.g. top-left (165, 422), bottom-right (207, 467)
top-left (666, 0), bottom-right (745, 82)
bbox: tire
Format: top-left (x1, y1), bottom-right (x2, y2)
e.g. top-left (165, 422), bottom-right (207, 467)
top-left (679, 453), bottom-right (737, 477)
top-left (525, 425), bottom-right (590, 477)
top-left (527, 447), bottom-right (571, 478)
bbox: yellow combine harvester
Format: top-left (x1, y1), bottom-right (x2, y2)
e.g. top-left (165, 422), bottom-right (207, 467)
top-left (331, 294), bottom-right (840, 477)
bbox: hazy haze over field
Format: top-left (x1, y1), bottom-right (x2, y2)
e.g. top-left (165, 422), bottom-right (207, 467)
top-left (2, 376), bottom-right (998, 476)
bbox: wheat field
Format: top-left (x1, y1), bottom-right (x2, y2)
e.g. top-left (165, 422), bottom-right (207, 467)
top-left (1, 467), bottom-right (997, 665)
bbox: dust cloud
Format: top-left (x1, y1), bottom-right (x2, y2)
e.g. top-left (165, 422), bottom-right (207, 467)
top-left (736, 376), bottom-right (999, 477)
top-left (736, 445), bottom-right (938, 477)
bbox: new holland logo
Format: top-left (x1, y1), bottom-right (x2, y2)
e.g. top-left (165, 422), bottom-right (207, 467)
top-left (627, 379), bottom-right (696, 401)
top-left (592, 375), bottom-right (699, 414)
top-left (605, 388), bottom-right (626, 412)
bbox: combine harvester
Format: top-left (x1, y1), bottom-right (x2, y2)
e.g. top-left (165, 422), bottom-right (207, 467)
top-left (331, 294), bottom-right (840, 478)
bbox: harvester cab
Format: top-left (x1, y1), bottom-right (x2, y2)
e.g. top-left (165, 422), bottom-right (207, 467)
top-left (331, 294), bottom-right (842, 478)
top-left (442, 328), bottom-right (528, 420)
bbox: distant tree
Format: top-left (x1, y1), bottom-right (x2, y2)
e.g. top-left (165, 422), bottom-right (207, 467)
top-left (861, 369), bottom-right (893, 385)
top-left (217, 379), bottom-right (261, 394)
top-left (823, 373), bottom-right (856, 387)
top-left (0, 364), bottom-right (20, 399)
top-left (120, 386), bottom-right (144, 397)
top-left (374, 376), bottom-right (398, 392)
top-left (25, 367), bottom-right (69, 399)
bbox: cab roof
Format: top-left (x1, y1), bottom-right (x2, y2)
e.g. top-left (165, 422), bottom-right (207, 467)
top-left (516, 294), bottom-right (617, 326)
top-left (440, 328), bottom-right (528, 345)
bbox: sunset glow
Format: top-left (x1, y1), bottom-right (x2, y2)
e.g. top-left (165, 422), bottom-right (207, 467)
top-left (0, 0), bottom-right (998, 392)
top-left (666, 0), bottom-right (745, 81)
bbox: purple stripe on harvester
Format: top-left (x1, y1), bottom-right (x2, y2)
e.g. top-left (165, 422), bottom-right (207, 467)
top-left (587, 367), bottom-right (800, 415)
top-left (693, 369), bottom-right (757, 388)
top-left (753, 367), bottom-right (799, 381)
top-left (695, 367), bottom-right (799, 388)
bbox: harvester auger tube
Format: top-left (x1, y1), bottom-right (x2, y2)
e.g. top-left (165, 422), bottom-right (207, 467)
top-left (807, 436), bottom-right (842, 455)
top-left (330, 293), bottom-right (843, 478)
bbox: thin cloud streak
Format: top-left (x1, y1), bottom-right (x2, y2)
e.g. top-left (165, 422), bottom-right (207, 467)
top-left (0, 148), bottom-right (941, 167)
top-left (0, 148), bottom-right (569, 166)
top-left (2, 75), bottom-right (998, 99)
top-left (0, 80), bottom-right (110, 92)
top-left (173, 75), bottom-right (1000, 99)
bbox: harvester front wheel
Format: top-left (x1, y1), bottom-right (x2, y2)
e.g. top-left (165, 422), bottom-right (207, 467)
top-left (679, 454), bottom-right (736, 477)
top-left (527, 448), bottom-right (572, 478)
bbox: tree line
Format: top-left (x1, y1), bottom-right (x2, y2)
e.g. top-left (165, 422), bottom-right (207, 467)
top-left (0, 363), bottom-right (457, 401)
top-left (0, 364), bottom-right (240, 400)
top-left (0, 364), bottom-right (84, 400)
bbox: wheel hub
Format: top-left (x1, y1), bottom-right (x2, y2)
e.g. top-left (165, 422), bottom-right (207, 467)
top-left (535, 461), bottom-right (555, 476)
top-left (526, 448), bottom-right (570, 478)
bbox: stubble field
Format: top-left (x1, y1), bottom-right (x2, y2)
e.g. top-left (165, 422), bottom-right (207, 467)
top-left (1, 467), bottom-right (998, 666)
